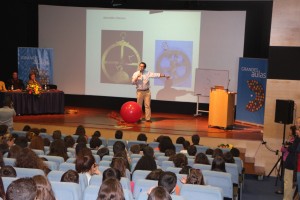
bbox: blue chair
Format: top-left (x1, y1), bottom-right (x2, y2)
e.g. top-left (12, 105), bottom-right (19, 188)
top-left (44, 146), bottom-right (50, 154)
top-left (51, 181), bottom-right (82, 200)
top-left (156, 156), bottom-right (169, 166)
top-left (188, 158), bottom-right (194, 166)
top-left (175, 173), bottom-right (187, 190)
top-left (161, 161), bottom-right (174, 171)
top-left (180, 184), bottom-right (223, 200)
top-left (208, 157), bottom-right (214, 165)
top-left (83, 185), bottom-right (100, 200)
top-left (121, 177), bottom-right (131, 191)
top-left (195, 145), bottom-right (209, 154)
top-left (107, 139), bottom-right (127, 147)
top-left (39, 155), bottom-right (64, 166)
top-left (66, 158), bottom-right (76, 163)
top-left (225, 163), bottom-right (239, 185)
top-left (127, 140), bottom-right (146, 149)
top-left (11, 130), bottom-right (27, 137)
top-left (93, 155), bottom-right (100, 164)
top-left (174, 144), bottom-right (183, 152)
top-left (131, 157), bottom-right (141, 166)
top-left (99, 160), bottom-right (111, 167)
top-left (67, 148), bottom-right (76, 157)
top-left (39, 132), bottom-right (54, 142)
top-left (134, 179), bottom-right (157, 199)
top-left (193, 164), bottom-right (212, 171)
top-left (2, 177), bottom-right (18, 192)
top-left (130, 154), bottom-right (143, 159)
top-left (234, 157), bottom-right (244, 174)
top-left (154, 152), bottom-right (165, 159)
top-left (47, 170), bottom-right (65, 182)
top-left (202, 170), bottom-right (233, 199)
top-left (89, 174), bottom-right (102, 186)
top-left (44, 160), bottom-right (59, 170)
top-left (99, 137), bottom-right (107, 146)
top-left (3, 158), bottom-right (16, 166)
top-left (102, 155), bottom-right (113, 161)
top-left (148, 142), bottom-right (159, 149)
top-left (32, 149), bottom-right (45, 156)
top-left (79, 173), bottom-right (89, 193)
top-left (59, 163), bottom-right (76, 172)
top-left (99, 166), bottom-right (110, 173)
top-left (14, 167), bottom-right (45, 178)
top-left (132, 170), bottom-right (151, 183)
top-left (166, 167), bottom-right (182, 174)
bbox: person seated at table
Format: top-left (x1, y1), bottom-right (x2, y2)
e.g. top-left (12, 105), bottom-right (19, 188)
top-left (6, 72), bottom-right (25, 91)
top-left (0, 80), bottom-right (7, 92)
top-left (0, 96), bottom-right (16, 133)
top-left (27, 72), bottom-right (41, 88)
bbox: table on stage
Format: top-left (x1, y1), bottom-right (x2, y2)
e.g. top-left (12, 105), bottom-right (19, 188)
top-left (0, 90), bottom-right (65, 115)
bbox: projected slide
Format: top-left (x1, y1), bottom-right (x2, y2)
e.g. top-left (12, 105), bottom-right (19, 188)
top-left (85, 9), bottom-right (201, 101)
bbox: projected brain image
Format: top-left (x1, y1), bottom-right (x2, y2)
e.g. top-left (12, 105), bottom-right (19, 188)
top-left (154, 40), bottom-right (193, 87)
top-left (101, 30), bottom-right (143, 84)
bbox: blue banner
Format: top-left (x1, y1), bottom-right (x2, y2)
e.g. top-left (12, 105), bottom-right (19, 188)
top-left (236, 57), bottom-right (268, 125)
top-left (18, 47), bottom-right (54, 86)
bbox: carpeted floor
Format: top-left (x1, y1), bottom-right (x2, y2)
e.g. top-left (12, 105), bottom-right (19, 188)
top-left (243, 174), bottom-right (285, 200)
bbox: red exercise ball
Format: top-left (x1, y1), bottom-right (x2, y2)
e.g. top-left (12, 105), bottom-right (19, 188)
top-left (120, 101), bottom-right (142, 123)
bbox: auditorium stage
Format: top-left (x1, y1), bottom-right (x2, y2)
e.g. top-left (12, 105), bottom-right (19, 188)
top-left (13, 106), bottom-right (263, 141)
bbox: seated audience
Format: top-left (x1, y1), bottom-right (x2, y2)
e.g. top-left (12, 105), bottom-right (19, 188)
top-left (158, 171), bottom-right (178, 195)
top-left (29, 128), bottom-right (41, 136)
top-left (74, 125), bottom-right (86, 136)
top-left (115, 130), bottom-right (123, 139)
top-left (179, 166), bottom-right (192, 175)
top-left (32, 175), bottom-right (56, 200)
top-left (92, 130), bottom-right (101, 138)
top-left (205, 148), bottom-right (214, 155)
top-left (211, 156), bottom-right (226, 172)
top-left (158, 136), bottom-right (175, 153)
top-left (0, 80), bottom-right (7, 91)
top-left (102, 168), bottom-right (121, 182)
top-left (6, 177), bottom-right (37, 200)
top-left (75, 153), bottom-right (100, 184)
top-left (8, 144), bottom-right (22, 158)
top-left (187, 145), bottom-right (197, 156)
top-left (22, 125), bottom-right (31, 131)
top-left (0, 96), bottom-right (16, 133)
top-left (111, 157), bottom-right (128, 178)
top-left (194, 152), bottom-right (210, 165)
top-left (52, 130), bottom-right (62, 141)
top-left (180, 140), bottom-right (191, 154)
top-left (146, 169), bottom-right (164, 181)
top-left (29, 135), bottom-right (44, 150)
top-left (6, 72), bottom-right (25, 90)
top-left (176, 137), bottom-right (185, 146)
top-left (64, 135), bottom-right (75, 148)
top-left (90, 135), bottom-right (102, 150)
top-left (172, 153), bottom-right (188, 168)
top-left (164, 149), bottom-right (176, 157)
top-left (0, 165), bottom-right (17, 177)
top-left (76, 135), bottom-right (87, 144)
top-left (137, 133), bottom-right (147, 142)
top-left (61, 169), bottom-right (79, 184)
top-left (97, 147), bottom-right (110, 160)
top-left (191, 134), bottom-right (200, 146)
top-left (224, 152), bottom-right (235, 163)
top-left (14, 136), bottom-right (28, 148)
top-left (230, 147), bottom-right (240, 157)
top-left (113, 141), bottom-right (126, 155)
top-left (75, 142), bottom-right (88, 157)
top-left (48, 139), bottom-right (68, 161)
top-left (39, 128), bottom-right (47, 133)
top-left (212, 148), bottom-right (224, 158)
top-left (148, 186), bottom-right (172, 200)
top-left (186, 168), bottom-right (205, 185)
top-left (43, 138), bottom-right (51, 146)
top-left (16, 147), bottom-right (50, 175)
top-left (130, 144), bottom-right (140, 155)
top-left (97, 178), bottom-right (124, 200)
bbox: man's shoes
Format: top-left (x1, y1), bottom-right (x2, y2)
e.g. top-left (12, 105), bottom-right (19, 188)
top-left (137, 119), bottom-right (142, 124)
top-left (146, 120), bottom-right (152, 123)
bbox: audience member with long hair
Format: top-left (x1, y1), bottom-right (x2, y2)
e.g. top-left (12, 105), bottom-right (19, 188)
top-left (16, 147), bottom-right (50, 175)
top-left (102, 168), bottom-right (121, 182)
top-left (158, 136), bottom-right (175, 153)
top-left (148, 186), bottom-right (172, 200)
top-left (186, 168), bottom-right (205, 185)
top-left (48, 139), bottom-right (68, 161)
top-left (7, 144), bottom-right (22, 159)
top-left (64, 135), bottom-right (75, 148)
top-left (194, 152), bottom-right (210, 165)
top-left (32, 175), bottom-right (56, 200)
top-left (29, 135), bottom-right (44, 150)
top-left (223, 152), bottom-right (235, 163)
top-left (75, 153), bottom-right (100, 184)
top-left (97, 147), bottom-right (109, 161)
top-left (211, 156), bottom-right (226, 172)
top-left (97, 178), bottom-right (125, 200)
top-left (212, 148), bottom-right (224, 158)
top-left (110, 157), bottom-right (128, 178)
top-left (146, 169), bottom-right (164, 181)
top-left (6, 177), bottom-right (37, 200)
top-left (74, 125), bottom-right (86, 136)
top-left (61, 169), bottom-right (79, 184)
top-left (134, 146), bottom-right (157, 172)
top-left (172, 153), bottom-right (188, 168)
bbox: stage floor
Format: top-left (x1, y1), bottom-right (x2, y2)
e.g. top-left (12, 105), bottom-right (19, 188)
top-left (14, 107), bottom-right (263, 141)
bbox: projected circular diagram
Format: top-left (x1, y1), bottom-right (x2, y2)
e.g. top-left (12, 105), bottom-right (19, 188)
top-left (246, 79), bottom-right (265, 112)
top-left (101, 32), bottom-right (141, 84)
top-left (155, 49), bottom-right (191, 86)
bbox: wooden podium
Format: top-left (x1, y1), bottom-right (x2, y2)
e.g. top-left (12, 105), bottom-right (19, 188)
top-left (208, 88), bottom-right (236, 129)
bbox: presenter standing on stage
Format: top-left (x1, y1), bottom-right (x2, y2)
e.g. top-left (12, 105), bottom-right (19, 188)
top-left (132, 62), bottom-right (169, 123)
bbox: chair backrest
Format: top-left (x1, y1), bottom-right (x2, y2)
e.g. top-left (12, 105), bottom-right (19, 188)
top-left (193, 164), bottom-right (212, 171)
top-left (14, 167), bottom-right (45, 178)
top-left (195, 145), bottom-right (209, 154)
top-left (188, 158), bottom-right (194, 166)
top-left (154, 152), bottom-right (165, 159)
top-left (2, 177), bottom-right (18, 192)
top-left (166, 167), bottom-right (182, 174)
top-left (174, 144), bottom-right (183, 152)
top-left (79, 173), bottom-right (89, 193)
top-left (11, 130), bottom-right (27, 137)
top-left (148, 142), bottom-right (159, 149)
top-left (161, 161), bottom-right (175, 171)
top-left (202, 170), bottom-right (233, 199)
top-left (93, 155), bottom-right (100, 164)
top-left (99, 137), bottom-right (107, 146)
top-left (44, 146), bottom-right (50, 154)
top-left (233, 157), bottom-right (243, 174)
top-left (156, 156), bottom-right (169, 166)
top-left (107, 139), bottom-right (127, 147)
top-left (51, 181), bottom-right (82, 200)
top-left (3, 158), bottom-right (16, 166)
top-left (89, 174), bottom-right (102, 186)
top-left (175, 173), bottom-right (187, 190)
top-left (47, 170), bottom-right (65, 182)
top-left (39, 132), bottom-right (54, 142)
top-left (208, 157), bottom-right (214, 165)
top-left (67, 148), bottom-right (76, 157)
top-left (66, 157), bottom-right (76, 163)
top-left (99, 166), bottom-right (110, 173)
top-left (59, 163), bottom-right (76, 172)
top-left (131, 157), bottom-right (141, 166)
top-left (225, 163), bottom-right (239, 184)
top-left (180, 184), bottom-right (223, 200)
top-left (102, 155), bottom-right (113, 161)
top-left (130, 154), bottom-right (143, 159)
top-left (39, 155), bottom-right (64, 166)
top-left (124, 188), bottom-right (134, 200)
top-left (132, 170), bottom-right (152, 183)
top-left (134, 179), bottom-right (158, 199)
top-left (121, 177), bottom-right (131, 191)
top-left (44, 160), bottom-right (59, 170)
top-left (127, 140), bottom-right (146, 149)
top-left (99, 160), bottom-right (111, 167)
top-left (83, 185), bottom-right (100, 200)
top-left (32, 149), bottom-right (45, 156)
